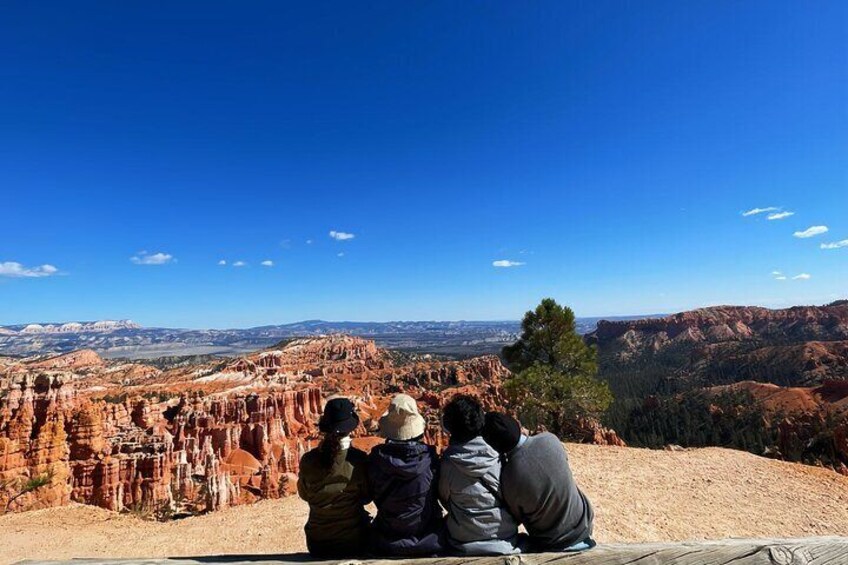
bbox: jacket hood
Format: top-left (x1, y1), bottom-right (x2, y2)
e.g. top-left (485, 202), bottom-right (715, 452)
top-left (444, 436), bottom-right (499, 479)
top-left (371, 440), bottom-right (433, 479)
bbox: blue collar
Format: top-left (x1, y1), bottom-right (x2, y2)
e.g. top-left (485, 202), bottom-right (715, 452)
top-left (506, 434), bottom-right (528, 458)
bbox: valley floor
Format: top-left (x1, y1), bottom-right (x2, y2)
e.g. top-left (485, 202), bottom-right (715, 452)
top-left (3, 444), bottom-right (848, 564)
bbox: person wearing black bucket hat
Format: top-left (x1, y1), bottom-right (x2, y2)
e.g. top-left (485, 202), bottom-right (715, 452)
top-left (298, 397), bottom-right (371, 558)
top-left (482, 412), bottom-right (595, 553)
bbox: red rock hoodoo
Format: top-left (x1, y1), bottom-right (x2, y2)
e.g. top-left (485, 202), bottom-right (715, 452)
top-left (2, 336), bottom-right (565, 515)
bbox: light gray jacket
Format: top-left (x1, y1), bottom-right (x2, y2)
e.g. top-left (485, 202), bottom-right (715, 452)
top-left (438, 436), bottom-right (519, 555)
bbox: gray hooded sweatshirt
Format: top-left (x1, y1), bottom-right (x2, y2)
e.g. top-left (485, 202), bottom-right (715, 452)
top-left (500, 433), bottom-right (593, 551)
top-left (438, 436), bottom-right (519, 555)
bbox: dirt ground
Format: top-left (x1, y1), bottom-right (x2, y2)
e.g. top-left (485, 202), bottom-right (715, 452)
top-left (3, 444), bottom-right (848, 564)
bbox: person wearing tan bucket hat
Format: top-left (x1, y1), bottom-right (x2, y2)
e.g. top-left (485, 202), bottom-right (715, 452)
top-left (378, 393), bottom-right (426, 440)
top-left (368, 394), bottom-right (444, 556)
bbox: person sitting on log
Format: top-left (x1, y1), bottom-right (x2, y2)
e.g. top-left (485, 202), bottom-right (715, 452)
top-left (368, 393), bottom-right (445, 556)
top-left (482, 412), bottom-right (596, 553)
top-left (297, 397), bottom-right (371, 558)
top-left (438, 394), bottom-right (520, 555)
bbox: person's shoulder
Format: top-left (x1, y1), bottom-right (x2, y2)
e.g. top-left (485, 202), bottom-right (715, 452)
top-left (348, 446), bottom-right (369, 461)
top-left (299, 447), bottom-right (321, 473)
top-left (368, 442), bottom-right (386, 458)
top-left (421, 444), bottom-right (439, 466)
top-left (525, 433), bottom-right (568, 457)
top-left (527, 432), bottom-right (561, 446)
top-left (441, 443), bottom-right (466, 462)
top-left (300, 446), bottom-right (320, 462)
top-left (440, 445), bottom-right (460, 465)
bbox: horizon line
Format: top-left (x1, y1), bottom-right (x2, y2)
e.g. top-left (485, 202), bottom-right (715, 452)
top-left (3, 298), bottom-right (845, 332)
top-left (1, 313), bottom-right (668, 332)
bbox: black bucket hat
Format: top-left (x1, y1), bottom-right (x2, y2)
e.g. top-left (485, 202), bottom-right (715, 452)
top-left (319, 397), bottom-right (360, 435)
top-left (482, 412), bottom-right (522, 454)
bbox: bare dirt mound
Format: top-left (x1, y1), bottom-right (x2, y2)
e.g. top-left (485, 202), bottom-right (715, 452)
top-left (3, 444), bottom-right (847, 564)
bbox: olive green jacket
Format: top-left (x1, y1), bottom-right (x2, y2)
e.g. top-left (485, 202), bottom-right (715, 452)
top-left (297, 446), bottom-right (372, 556)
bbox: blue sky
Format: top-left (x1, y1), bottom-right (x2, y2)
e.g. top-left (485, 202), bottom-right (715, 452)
top-left (1, 1), bottom-right (846, 328)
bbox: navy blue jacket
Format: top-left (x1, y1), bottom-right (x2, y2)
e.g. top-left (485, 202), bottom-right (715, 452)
top-left (368, 440), bottom-right (445, 556)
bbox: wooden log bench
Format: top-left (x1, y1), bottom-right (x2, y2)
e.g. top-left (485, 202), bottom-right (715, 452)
top-left (14, 537), bottom-right (848, 565)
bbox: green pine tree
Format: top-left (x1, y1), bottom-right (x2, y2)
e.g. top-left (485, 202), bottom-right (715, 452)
top-left (503, 298), bottom-right (613, 439)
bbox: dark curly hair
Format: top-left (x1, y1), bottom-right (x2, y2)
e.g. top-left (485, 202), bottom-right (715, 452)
top-left (442, 394), bottom-right (485, 444)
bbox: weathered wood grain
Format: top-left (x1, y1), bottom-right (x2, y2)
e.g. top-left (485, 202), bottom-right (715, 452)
top-left (15, 537), bottom-right (848, 565)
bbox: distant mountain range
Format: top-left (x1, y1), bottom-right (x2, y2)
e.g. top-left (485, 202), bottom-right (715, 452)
top-left (0, 316), bottom-right (654, 359)
top-left (6, 320), bottom-right (142, 334)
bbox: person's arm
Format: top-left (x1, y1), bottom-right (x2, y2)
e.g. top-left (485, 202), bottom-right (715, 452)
top-left (297, 461), bottom-right (311, 502)
top-left (437, 459), bottom-right (451, 508)
top-left (365, 453), bottom-right (377, 501)
top-left (346, 450), bottom-right (371, 506)
top-left (497, 465), bottom-right (526, 524)
top-left (430, 446), bottom-right (440, 472)
top-left (360, 459), bottom-right (374, 505)
top-left (501, 481), bottom-right (523, 524)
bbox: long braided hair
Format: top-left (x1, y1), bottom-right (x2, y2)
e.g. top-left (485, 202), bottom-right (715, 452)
top-left (318, 431), bottom-right (344, 468)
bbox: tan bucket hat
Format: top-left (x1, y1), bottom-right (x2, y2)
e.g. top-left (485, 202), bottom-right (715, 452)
top-left (379, 394), bottom-right (426, 441)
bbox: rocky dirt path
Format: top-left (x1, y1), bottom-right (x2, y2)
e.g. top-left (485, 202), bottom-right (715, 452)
top-left (3, 444), bottom-right (848, 564)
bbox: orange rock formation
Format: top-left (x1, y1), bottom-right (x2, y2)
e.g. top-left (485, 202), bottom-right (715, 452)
top-left (4, 336), bottom-right (616, 516)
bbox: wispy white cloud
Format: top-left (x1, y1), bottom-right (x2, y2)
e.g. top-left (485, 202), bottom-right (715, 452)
top-left (0, 261), bottom-right (59, 278)
top-left (821, 239), bottom-right (848, 250)
top-left (767, 211), bottom-right (795, 221)
top-left (306, 239), bottom-right (313, 245)
top-left (772, 270), bottom-right (810, 281)
top-left (232, 260), bottom-right (247, 267)
top-left (218, 260), bottom-right (227, 266)
top-left (337, 252), bottom-right (345, 257)
top-left (742, 206), bottom-right (779, 217)
top-left (329, 230), bottom-right (355, 241)
top-left (794, 226), bottom-right (829, 238)
top-left (261, 260), bottom-right (274, 267)
top-left (493, 260), bottom-right (525, 268)
top-left (130, 251), bottom-right (174, 265)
